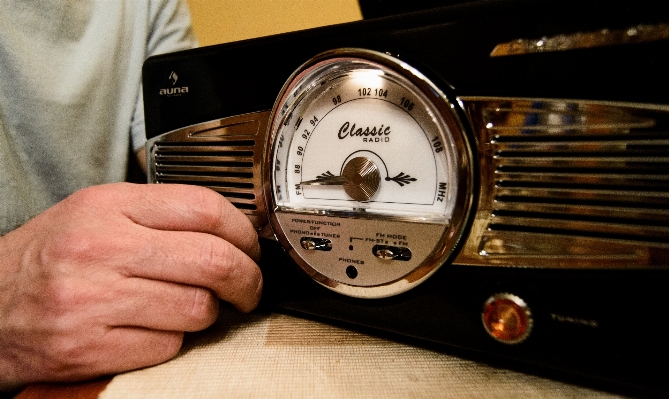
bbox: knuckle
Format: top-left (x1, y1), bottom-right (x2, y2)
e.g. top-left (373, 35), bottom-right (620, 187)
top-left (63, 185), bottom-right (104, 209)
top-left (242, 229), bottom-right (261, 259)
top-left (60, 183), bottom-right (127, 217)
top-left (155, 332), bottom-right (184, 362)
top-left (40, 333), bottom-right (83, 376)
top-left (189, 187), bottom-right (226, 229)
top-left (196, 238), bottom-right (236, 282)
top-left (41, 228), bottom-right (96, 265)
top-left (41, 277), bottom-right (87, 321)
top-left (187, 288), bottom-right (218, 329)
top-left (43, 335), bottom-right (71, 359)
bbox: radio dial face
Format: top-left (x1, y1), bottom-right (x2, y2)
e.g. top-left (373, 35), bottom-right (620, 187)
top-left (266, 49), bottom-right (473, 298)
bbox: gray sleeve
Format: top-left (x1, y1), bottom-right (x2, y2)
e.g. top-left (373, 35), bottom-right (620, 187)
top-left (130, 0), bottom-right (198, 152)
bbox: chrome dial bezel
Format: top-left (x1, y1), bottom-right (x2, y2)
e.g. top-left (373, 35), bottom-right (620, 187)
top-left (264, 48), bottom-right (474, 298)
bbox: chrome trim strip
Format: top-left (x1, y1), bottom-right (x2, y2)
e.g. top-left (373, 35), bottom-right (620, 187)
top-left (491, 23), bottom-right (669, 57)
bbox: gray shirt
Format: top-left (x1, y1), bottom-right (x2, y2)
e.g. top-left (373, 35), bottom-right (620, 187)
top-left (0, 0), bottom-right (197, 235)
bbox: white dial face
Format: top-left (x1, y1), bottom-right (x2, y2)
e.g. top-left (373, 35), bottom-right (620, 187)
top-left (272, 60), bottom-right (458, 222)
top-left (267, 50), bottom-right (471, 298)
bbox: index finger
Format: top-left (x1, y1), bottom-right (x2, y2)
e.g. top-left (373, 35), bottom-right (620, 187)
top-left (111, 183), bottom-right (261, 262)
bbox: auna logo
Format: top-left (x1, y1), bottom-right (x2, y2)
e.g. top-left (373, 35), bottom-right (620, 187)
top-left (169, 71), bottom-right (178, 85)
top-left (159, 71), bottom-right (189, 96)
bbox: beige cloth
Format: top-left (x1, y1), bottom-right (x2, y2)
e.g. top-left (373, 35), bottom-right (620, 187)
top-left (99, 307), bottom-right (628, 399)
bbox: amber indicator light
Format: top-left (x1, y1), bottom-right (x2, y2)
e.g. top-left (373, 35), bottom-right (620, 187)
top-left (482, 293), bottom-right (533, 344)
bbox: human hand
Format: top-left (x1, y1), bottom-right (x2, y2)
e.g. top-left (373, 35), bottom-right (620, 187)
top-left (0, 183), bottom-right (262, 390)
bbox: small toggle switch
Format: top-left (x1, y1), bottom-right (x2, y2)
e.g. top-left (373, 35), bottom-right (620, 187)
top-left (372, 245), bottom-right (412, 261)
top-left (300, 237), bottom-right (332, 251)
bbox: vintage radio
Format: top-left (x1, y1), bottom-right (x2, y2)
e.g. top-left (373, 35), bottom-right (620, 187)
top-left (142, 0), bottom-right (669, 395)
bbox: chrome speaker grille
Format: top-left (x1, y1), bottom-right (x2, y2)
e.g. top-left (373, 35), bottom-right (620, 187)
top-left (457, 98), bottom-right (669, 268)
top-left (147, 112), bottom-right (270, 229)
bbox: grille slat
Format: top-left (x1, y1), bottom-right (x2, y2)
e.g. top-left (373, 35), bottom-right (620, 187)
top-left (491, 213), bottom-right (669, 233)
top-left (494, 140), bottom-right (669, 154)
top-left (156, 165), bottom-right (254, 177)
top-left (493, 203), bottom-right (669, 223)
top-left (155, 141), bottom-right (256, 151)
top-left (155, 155), bottom-right (254, 165)
top-left (156, 174), bottom-right (255, 186)
top-left (495, 187), bottom-right (669, 201)
top-left (488, 220), bottom-right (669, 245)
top-left (496, 173), bottom-right (669, 190)
top-left (498, 158), bottom-right (668, 170)
top-left (496, 185), bottom-right (669, 196)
